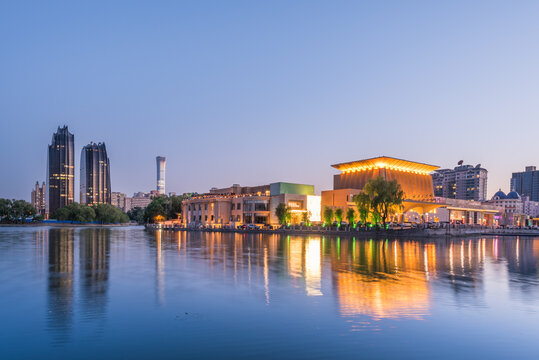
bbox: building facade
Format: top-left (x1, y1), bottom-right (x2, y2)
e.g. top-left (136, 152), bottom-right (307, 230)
top-left (31, 181), bottom-right (46, 216)
top-left (431, 162), bottom-right (488, 201)
top-left (80, 142), bottom-right (111, 206)
top-left (47, 126), bottom-right (75, 214)
top-left (156, 156), bottom-right (166, 195)
top-left (511, 166), bottom-right (539, 202)
top-left (111, 192), bottom-right (126, 210)
top-left (182, 182), bottom-right (319, 227)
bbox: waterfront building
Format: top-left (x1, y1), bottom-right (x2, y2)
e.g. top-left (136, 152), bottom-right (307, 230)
top-left (80, 142), bottom-right (111, 206)
top-left (31, 181), bottom-right (46, 216)
top-left (484, 190), bottom-right (525, 226)
top-left (47, 126), bottom-right (75, 215)
top-left (431, 161), bottom-right (488, 201)
top-left (511, 166), bottom-right (539, 202)
top-left (522, 196), bottom-right (539, 218)
top-left (125, 194), bottom-right (152, 212)
top-left (156, 156), bottom-right (166, 195)
top-left (322, 156), bottom-right (497, 225)
top-left (182, 182), bottom-right (319, 227)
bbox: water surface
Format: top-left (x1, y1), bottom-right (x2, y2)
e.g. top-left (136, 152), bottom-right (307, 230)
top-left (1, 226), bottom-right (538, 359)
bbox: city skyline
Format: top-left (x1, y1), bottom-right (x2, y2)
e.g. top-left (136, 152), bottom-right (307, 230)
top-left (2, 2), bottom-right (539, 201)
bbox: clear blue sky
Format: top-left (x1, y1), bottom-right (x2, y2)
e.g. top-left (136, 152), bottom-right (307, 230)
top-left (1, 1), bottom-right (538, 201)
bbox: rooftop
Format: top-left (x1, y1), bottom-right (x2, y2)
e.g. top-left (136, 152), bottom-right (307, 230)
top-left (331, 156), bottom-right (439, 175)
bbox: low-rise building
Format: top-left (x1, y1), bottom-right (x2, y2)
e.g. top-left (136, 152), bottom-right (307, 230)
top-left (182, 182), bottom-right (320, 227)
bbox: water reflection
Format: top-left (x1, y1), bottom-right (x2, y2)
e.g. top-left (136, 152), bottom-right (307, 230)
top-left (47, 229), bottom-right (74, 337)
top-left (154, 232), bottom-right (539, 324)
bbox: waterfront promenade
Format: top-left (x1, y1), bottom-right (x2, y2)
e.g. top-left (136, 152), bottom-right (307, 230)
top-left (145, 223), bottom-right (539, 238)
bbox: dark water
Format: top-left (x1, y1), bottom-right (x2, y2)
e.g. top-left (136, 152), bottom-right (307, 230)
top-left (1, 227), bottom-right (539, 359)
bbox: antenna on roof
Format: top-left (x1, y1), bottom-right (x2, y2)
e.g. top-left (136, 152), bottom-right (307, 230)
top-left (458, 160), bottom-right (464, 166)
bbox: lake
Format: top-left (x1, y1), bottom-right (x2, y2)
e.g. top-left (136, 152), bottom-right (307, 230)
top-left (1, 226), bottom-right (538, 359)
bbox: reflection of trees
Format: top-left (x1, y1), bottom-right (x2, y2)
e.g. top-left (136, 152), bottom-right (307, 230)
top-left (79, 228), bottom-right (110, 320)
top-left (47, 228), bottom-right (74, 337)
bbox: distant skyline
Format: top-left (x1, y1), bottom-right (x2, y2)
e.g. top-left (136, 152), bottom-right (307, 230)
top-left (1, 1), bottom-right (539, 201)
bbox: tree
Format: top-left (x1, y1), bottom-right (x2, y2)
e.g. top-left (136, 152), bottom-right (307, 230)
top-left (0, 199), bottom-right (12, 221)
top-left (323, 207), bottom-right (334, 227)
top-left (352, 192), bottom-right (371, 225)
top-left (94, 204), bottom-right (129, 224)
top-left (346, 208), bottom-right (356, 227)
top-left (144, 198), bottom-right (166, 223)
top-left (275, 203), bottom-right (291, 225)
top-left (127, 207), bottom-right (145, 224)
top-left (334, 208), bottom-right (343, 227)
top-left (144, 194), bottom-right (189, 223)
top-left (362, 176), bottom-right (405, 226)
top-left (301, 211), bottom-right (311, 226)
top-left (10, 200), bottom-right (36, 222)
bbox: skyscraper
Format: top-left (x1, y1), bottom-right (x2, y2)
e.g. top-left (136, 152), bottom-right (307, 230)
top-left (47, 126), bottom-right (74, 215)
top-left (511, 166), bottom-right (539, 202)
top-left (31, 181), bottom-right (46, 216)
top-left (80, 142), bottom-right (111, 205)
top-left (156, 156), bottom-right (166, 195)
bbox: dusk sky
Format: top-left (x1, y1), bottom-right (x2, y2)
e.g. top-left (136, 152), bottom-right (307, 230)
top-left (1, 1), bottom-right (538, 201)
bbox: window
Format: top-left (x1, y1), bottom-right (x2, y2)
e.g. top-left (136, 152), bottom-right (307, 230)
top-left (205, 215), bottom-right (208, 221)
top-left (231, 203), bottom-right (235, 210)
top-left (237, 203), bottom-right (241, 210)
top-left (237, 215), bottom-right (241, 221)
top-left (205, 204), bottom-right (208, 210)
top-left (198, 216), bottom-right (201, 221)
top-left (211, 215), bottom-right (214, 221)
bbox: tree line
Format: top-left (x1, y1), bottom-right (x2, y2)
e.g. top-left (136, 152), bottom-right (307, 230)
top-left (0, 199), bottom-right (38, 223)
top-left (128, 194), bottom-right (192, 224)
top-left (52, 202), bottom-right (130, 224)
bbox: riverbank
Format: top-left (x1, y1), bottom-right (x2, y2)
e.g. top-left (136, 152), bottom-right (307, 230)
top-left (0, 223), bottom-right (135, 228)
top-left (145, 224), bottom-right (539, 238)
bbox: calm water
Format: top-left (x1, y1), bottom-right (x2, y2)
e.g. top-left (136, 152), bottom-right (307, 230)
top-left (1, 227), bottom-right (539, 359)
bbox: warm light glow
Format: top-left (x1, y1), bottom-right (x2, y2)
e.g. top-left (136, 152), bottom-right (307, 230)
top-left (307, 195), bottom-right (321, 222)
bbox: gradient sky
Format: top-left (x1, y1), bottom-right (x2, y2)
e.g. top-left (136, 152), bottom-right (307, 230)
top-left (1, 1), bottom-right (539, 201)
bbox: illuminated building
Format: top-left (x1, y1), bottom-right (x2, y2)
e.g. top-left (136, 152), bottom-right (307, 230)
top-left (182, 182), bottom-right (320, 226)
top-left (432, 161), bottom-right (488, 201)
top-left (484, 190), bottom-right (525, 226)
top-left (111, 192), bottom-right (126, 209)
top-left (31, 181), bottom-right (46, 216)
top-left (322, 156), bottom-right (441, 221)
top-left (156, 156), bottom-right (166, 195)
top-left (511, 166), bottom-right (539, 202)
top-left (80, 142), bottom-right (111, 206)
top-left (47, 126), bottom-right (74, 215)
top-left (322, 156), bottom-right (497, 224)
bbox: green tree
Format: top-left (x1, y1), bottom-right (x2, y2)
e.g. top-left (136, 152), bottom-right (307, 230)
top-left (301, 211), bottom-right (311, 226)
top-left (334, 208), bottom-right (343, 227)
top-left (94, 204), bottom-right (128, 224)
top-left (0, 199), bottom-right (12, 221)
top-left (362, 176), bottom-right (405, 226)
top-left (127, 207), bottom-right (145, 224)
top-left (10, 200), bottom-right (36, 222)
top-left (144, 198), bottom-right (166, 223)
top-left (323, 207), bottom-right (334, 227)
top-left (346, 207), bottom-right (356, 227)
top-left (275, 203), bottom-right (291, 225)
top-left (352, 192), bottom-right (371, 225)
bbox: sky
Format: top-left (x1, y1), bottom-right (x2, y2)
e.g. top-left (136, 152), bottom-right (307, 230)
top-left (1, 1), bottom-right (539, 201)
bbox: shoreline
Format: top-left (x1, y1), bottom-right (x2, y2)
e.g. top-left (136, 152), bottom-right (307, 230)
top-left (0, 223), bottom-right (135, 228)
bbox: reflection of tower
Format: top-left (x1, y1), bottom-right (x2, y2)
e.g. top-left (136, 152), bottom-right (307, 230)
top-left (156, 230), bottom-right (165, 305)
top-left (47, 229), bottom-right (74, 336)
top-left (79, 228), bottom-right (110, 320)
top-left (156, 156), bottom-right (166, 195)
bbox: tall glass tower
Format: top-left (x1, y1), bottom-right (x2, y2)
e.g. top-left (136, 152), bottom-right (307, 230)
top-left (156, 156), bottom-right (166, 195)
top-left (47, 126), bottom-right (75, 215)
top-left (80, 142), bottom-right (111, 205)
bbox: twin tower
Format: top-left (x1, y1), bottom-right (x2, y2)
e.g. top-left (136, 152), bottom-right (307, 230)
top-left (46, 125), bottom-right (166, 215)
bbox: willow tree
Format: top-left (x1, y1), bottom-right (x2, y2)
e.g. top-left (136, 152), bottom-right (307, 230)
top-left (363, 176), bottom-right (404, 226)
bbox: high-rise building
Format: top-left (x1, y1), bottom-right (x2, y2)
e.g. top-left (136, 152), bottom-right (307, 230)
top-left (47, 126), bottom-right (75, 214)
top-left (511, 166), bottom-right (539, 202)
top-left (31, 181), bottom-right (46, 216)
top-left (431, 162), bottom-right (487, 201)
top-left (80, 142), bottom-right (111, 206)
top-left (156, 156), bottom-right (166, 195)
